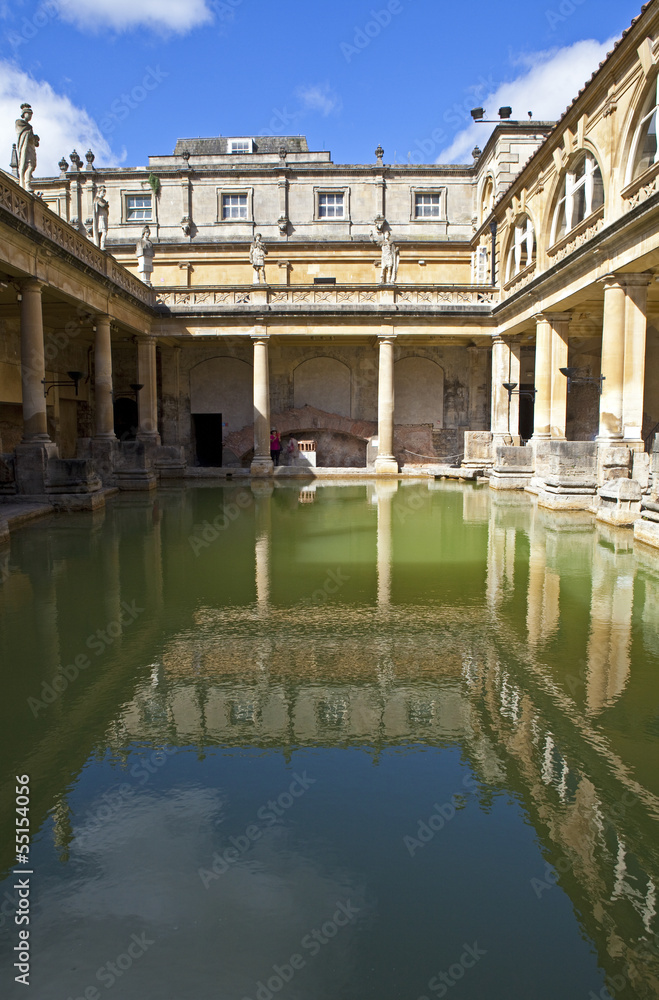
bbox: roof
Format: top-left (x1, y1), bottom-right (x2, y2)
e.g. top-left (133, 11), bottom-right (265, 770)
top-left (173, 135), bottom-right (310, 156)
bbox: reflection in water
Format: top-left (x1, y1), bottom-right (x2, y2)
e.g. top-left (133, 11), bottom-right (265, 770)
top-left (0, 482), bottom-right (658, 999)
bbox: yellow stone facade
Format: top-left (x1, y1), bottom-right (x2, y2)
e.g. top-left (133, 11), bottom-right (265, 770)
top-left (2, 0), bottom-right (659, 543)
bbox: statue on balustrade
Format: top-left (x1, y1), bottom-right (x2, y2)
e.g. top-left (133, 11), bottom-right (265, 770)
top-left (250, 233), bottom-right (268, 284)
top-left (136, 226), bottom-right (154, 285)
top-left (372, 228), bottom-right (399, 284)
top-left (15, 104), bottom-right (39, 191)
top-left (93, 186), bottom-right (109, 250)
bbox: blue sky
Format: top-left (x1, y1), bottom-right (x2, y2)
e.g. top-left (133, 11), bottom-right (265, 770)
top-left (0, 0), bottom-right (645, 175)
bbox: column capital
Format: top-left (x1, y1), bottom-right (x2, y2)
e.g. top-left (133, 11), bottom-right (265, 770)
top-left (250, 332), bottom-right (270, 341)
top-left (20, 278), bottom-right (44, 295)
top-left (535, 311), bottom-right (571, 325)
top-left (599, 273), bottom-right (626, 291)
top-left (620, 272), bottom-right (653, 288)
top-left (377, 333), bottom-right (397, 342)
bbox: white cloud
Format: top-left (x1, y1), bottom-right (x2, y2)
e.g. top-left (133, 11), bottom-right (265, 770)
top-left (437, 38), bottom-right (617, 164)
top-left (295, 83), bottom-right (342, 118)
top-left (57, 0), bottom-right (213, 34)
top-left (0, 60), bottom-right (120, 177)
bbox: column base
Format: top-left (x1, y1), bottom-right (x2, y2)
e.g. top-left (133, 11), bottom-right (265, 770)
top-left (15, 440), bottom-right (58, 495)
top-left (251, 456), bottom-right (274, 477)
top-left (374, 456), bottom-right (399, 476)
top-left (92, 436), bottom-right (120, 486)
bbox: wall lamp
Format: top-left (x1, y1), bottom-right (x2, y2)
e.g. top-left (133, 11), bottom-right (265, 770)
top-left (42, 370), bottom-right (85, 397)
top-left (471, 107), bottom-right (514, 123)
top-left (503, 382), bottom-right (537, 401)
top-left (113, 383), bottom-right (144, 401)
top-left (559, 367), bottom-right (605, 394)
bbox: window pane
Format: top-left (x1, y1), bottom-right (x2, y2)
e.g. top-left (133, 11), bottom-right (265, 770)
top-left (126, 195), bottom-right (152, 221)
top-left (319, 193), bottom-right (344, 218)
top-left (222, 194), bottom-right (247, 219)
top-left (634, 112), bottom-right (657, 177)
top-left (573, 184), bottom-right (587, 225)
top-left (415, 193), bottom-right (440, 218)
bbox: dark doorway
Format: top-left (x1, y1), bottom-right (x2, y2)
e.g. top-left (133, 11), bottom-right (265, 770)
top-left (114, 398), bottom-right (138, 443)
top-left (518, 385), bottom-right (535, 442)
top-left (194, 413), bottom-right (223, 466)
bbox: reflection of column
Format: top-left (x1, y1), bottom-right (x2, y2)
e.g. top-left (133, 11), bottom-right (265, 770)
top-left (585, 539), bottom-right (633, 712)
top-left (622, 274), bottom-right (651, 447)
top-left (254, 487), bottom-right (272, 613)
top-left (94, 315), bottom-right (116, 439)
top-left (486, 513), bottom-right (516, 609)
top-left (251, 331), bottom-right (273, 476)
top-left (598, 275), bottom-right (626, 440)
top-left (137, 338), bottom-right (160, 442)
top-left (375, 331), bottom-right (398, 474)
top-left (526, 512), bottom-right (560, 645)
top-left (20, 279), bottom-right (50, 441)
top-left (491, 335), bottom-right (520, 442)
top-left (376, 481), bottom-right (397, 607)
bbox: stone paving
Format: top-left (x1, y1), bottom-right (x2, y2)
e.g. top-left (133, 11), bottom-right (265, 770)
top-left (0, 500), bottom-right (54, 543)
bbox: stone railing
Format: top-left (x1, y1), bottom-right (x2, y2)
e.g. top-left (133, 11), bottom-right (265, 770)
top-left (0, 172), bottom-right (153, 307)
top-left (154, 284), bottom-right (499, 311)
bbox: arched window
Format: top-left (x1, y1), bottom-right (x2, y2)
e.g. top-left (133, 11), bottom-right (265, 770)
top-left (505, 215), bottom-right (536, 281)
top-left (550, 152), bottom-right (604, 244)
top-left (628, 77), bottom-right (659, 181)
top-left (480, 176), bottom-right (494, 223)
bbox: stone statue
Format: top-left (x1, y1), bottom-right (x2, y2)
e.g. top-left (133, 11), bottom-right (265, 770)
top-left (136, 225), bottom-right (154, 285)
top-left (15, 104), bottom-right (39, 191)
top-left (93, 186), bottom-right (109, 250)
top-left (249, 233), bottom-right (268, 284)
top-left (373, 229), bottom-right (399, 284)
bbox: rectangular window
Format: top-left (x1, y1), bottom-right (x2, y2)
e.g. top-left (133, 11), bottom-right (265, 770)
top-left (318, 193), bottom-right (344, 218)
top-left (126, 194), bottom-right (152, 222)
top-left (230, 139), bottom-right (252, 154)
top-left (222, 194), bottom-right (248, 219)
top-left (415, 193), bottom-right (441, 218)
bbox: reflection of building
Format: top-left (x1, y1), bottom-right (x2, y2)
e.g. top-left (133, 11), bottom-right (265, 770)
top-left (2, 1), bottom-right (659, 543)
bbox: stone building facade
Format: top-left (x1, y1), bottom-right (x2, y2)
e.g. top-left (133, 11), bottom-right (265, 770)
top-left (2, 0), bottom-right (659, 545)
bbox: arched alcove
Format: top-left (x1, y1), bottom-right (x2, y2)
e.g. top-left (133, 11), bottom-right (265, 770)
top-left (293, 357), bottom-right (351, 417)
top-left (394, 357), bottom-right (444, 426)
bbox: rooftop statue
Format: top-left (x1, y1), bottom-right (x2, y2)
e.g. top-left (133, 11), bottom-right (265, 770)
top-left (93, 186), bottom-right (109, 250)
top-left (15, 104), bottom-right (39, 191)
top-left (372, 228), bottom-right (399, 284)
top-left (136, 225), bottom-right (154, 285)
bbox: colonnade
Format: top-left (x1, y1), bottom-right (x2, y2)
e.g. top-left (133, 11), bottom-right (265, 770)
top-left (248, 326), bottom-right (400, 476)
top-left (490, 272), bottom-right (651, 448)
top-left (17, 278), bottom-right (160, 453)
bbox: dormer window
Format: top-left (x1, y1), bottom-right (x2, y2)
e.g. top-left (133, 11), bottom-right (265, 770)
top-left (229, 138), bottom-right (253, 154)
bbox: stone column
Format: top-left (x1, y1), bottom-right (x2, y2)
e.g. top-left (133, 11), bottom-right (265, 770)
top-left (622, 274), bottom-right (651, 447)
top-left (251, 331), bottom-right (273, 477)
top-left (375, 332), bottom-right (398, 475)
top-left (136, 338), bottom-right (160, 443)
top-left (94, 315), bottom-right (115, 439)
top-left (547, 313), bottom-right (570, 440)
top-left (598, 275), bottom-right (626, 441)
top-left (20, 279), bottom-right (50, 441)
top-left (532, 315), bottom-right (552, 440)
top-left (491, 336), bottom-right (520, 443)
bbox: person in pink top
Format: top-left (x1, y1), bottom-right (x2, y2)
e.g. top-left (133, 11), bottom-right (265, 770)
top-left (270, 428), bottom-right (282, 466)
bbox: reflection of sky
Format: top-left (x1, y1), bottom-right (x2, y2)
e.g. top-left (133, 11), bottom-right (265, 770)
top-left (4, 769), bottom-right (369, 1000)
top-left (0, 746), bottom-right (611, 1000)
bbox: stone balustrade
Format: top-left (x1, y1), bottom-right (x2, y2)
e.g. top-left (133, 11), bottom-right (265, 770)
top-left (154, 283), bottom-right (499, 313)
